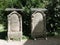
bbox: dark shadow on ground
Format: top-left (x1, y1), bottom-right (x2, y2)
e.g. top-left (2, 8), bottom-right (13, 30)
top-left (23, 37), bottom-right (60, 45)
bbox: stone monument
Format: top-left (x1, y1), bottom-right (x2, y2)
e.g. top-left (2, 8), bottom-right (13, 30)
top-left (31, 11), bottom-right (46, 39)
top-left (8, 11), bottom-right (22, 41)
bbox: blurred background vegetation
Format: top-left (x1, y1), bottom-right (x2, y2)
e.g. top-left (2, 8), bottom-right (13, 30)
top-left (0, 0), bottom-right (60, 39)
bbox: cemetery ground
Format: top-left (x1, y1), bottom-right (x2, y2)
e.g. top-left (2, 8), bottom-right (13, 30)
top-left (0, 30), bottom-right (60, 45)
top-left (0, 37), bottom-right (60, 45)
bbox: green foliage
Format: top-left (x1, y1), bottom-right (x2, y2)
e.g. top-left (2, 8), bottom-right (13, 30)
top-left (0, 0), bottom-right (60, 36)
top-left (31, 0), bottom-right (48, 8)
top-left (22, 35), bottom-right (29, 40)
top-left (0, 24), bottom-right (5, 32)
top-left (0, 0), bottom-right (6, 10)
top-left (46, 0), bottom-right (60, 34)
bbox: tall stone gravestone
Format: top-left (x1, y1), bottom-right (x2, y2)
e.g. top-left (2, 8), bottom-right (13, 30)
top-left (8, 11), bottom-right (22, 41)
top-left (31, 11), bottom-right (46, 39)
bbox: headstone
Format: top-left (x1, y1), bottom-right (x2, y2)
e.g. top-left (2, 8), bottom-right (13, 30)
top-left (31, 11), bottom-right (46, 38)
top-left (8, 11), bottom-right (22, 41)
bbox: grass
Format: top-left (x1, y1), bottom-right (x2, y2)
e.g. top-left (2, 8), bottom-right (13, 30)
top-left (22, 35), bottom-right (29, 40)
top-left (0, 24), bottom-right (6, 32)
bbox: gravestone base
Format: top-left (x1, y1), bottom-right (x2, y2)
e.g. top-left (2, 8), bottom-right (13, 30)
top-left (31, 31), bottom-right (46, 38)
top-left (8, 32), bottom-right (22, 41)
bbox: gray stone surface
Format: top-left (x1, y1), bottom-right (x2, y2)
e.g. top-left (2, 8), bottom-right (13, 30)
top-left (8, 11), bottom-right (22, 41)
top-left (23, 37), bottom-right (60, 45)
top-left (31, 11), bottom-right (46, 38)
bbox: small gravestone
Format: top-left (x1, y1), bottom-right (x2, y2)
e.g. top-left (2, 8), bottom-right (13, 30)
top-left (31, 11), bottom-right (46, 39)
top-left (8, 11), bottom-right (22, 41)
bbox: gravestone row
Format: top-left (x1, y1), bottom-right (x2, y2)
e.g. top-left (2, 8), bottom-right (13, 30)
top-left (8, 11), bottom-right (46, 41)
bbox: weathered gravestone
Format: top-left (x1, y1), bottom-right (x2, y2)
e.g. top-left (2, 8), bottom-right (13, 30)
top-left (8, 11), bottom-right (22, 41)
top-left (31, 11), bottom-right (46, 39)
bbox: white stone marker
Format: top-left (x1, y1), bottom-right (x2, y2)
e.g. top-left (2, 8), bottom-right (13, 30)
top-left (8, 11), bottom-right (22, 41)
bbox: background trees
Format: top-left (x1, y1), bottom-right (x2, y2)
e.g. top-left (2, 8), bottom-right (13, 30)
top-left (0, 0), bottom-right (60, 36)
top-left (46, 0), bottom-right (60, 35)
